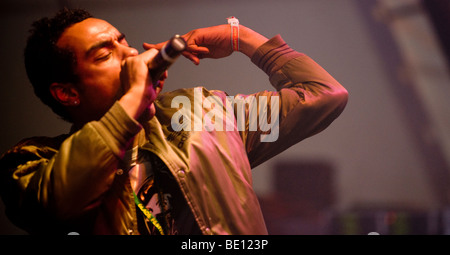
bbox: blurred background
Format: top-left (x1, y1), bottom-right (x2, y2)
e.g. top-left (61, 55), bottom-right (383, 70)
top-left (0, 0), bottom-right (449, 235)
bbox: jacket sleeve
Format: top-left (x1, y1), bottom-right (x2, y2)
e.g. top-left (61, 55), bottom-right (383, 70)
top-left (0, 102), bottom-right (142, 229)
top-left (240, 35), bottom-right (348, 168)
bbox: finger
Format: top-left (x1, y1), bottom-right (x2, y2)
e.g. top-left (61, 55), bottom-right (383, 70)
top-left (155, 79), bottom-right (165, 93)
top-left (143, 42), bottom-right (165, 51)
top-left (153, 73), bottom-right (167, 91)
top-left (159, 70), bottom-right (169, 81)
top-left (182, 51), bottom-right (200, 65)
top-left (183, 44), bottom-right (210, 65)
top-left (187, 44), bottom-right (210, 55)
top-left (142, 43), bottom-right (155, 50)
top-left (153, 67), bottom-right (168, 90)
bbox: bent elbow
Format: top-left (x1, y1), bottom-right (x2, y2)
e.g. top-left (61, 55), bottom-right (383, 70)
top-left (304, 83), bottom-right (349, 136)
top-left (333, 86), bottom-right (349, 115)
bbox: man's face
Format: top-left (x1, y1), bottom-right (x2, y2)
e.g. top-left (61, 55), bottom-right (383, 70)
top-left (57, 18), bottom-right (138, 121)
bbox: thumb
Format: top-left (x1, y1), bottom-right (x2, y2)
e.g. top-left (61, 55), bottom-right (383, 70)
top-left (140, 48), bottom-right (159, 68)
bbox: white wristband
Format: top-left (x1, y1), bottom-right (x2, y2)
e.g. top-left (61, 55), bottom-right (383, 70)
top-left (227, 16), bottom-right (239, 51)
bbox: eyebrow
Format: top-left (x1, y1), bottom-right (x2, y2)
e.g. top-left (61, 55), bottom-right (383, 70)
top-left (85, 33), bottom-right (126, 58)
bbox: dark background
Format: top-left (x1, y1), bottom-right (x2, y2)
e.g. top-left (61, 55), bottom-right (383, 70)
top-left (1, 0), bottom-right (449, 234)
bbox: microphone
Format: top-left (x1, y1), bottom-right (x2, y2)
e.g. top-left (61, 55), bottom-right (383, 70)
top-left (149, 34), bottom-right (187, 85)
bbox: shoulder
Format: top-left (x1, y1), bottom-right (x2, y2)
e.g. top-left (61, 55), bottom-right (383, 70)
top-left (0, 134), bottom-right (68, 170)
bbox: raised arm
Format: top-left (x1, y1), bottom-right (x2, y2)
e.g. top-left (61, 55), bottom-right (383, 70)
top-left (145, 24), bottom-right (348, 168)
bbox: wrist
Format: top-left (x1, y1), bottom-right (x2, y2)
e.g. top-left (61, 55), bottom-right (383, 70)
top-left (119, 88), bottom-right (150, 121)
top-left (238, 25), bottom-right (268, 58)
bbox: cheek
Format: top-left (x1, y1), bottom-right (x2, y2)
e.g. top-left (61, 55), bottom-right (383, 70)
top-left (80, 64), bottom-right (121, 94)
top-left (78, 65), bottom-right (123, 109)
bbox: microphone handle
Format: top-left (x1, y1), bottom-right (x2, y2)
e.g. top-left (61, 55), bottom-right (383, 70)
top-left (149, 34), bottom-right (187, 85)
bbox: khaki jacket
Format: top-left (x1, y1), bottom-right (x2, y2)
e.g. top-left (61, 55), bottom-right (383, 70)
top-left (0, 35), bottom-right (348, 234)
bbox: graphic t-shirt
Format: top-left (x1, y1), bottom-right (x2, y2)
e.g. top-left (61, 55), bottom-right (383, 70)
top-left (128, 149), bottom-right (202, 235)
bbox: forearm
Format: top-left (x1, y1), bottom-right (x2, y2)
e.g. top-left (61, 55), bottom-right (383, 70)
top-left (50, 102), bottom-right (142, 217)
top-left (238, 25), bottom-right (269, 58)
top-left (243, 35), bottom-right (348, 167)
top-left (2, 102), bottom-right (141, 221)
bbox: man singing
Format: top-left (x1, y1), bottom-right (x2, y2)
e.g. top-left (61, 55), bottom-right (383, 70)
top-left (0, 8), bottom-right (347, 235)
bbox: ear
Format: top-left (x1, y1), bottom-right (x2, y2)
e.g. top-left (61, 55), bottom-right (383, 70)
top-left (49, 82), bottom-right (80, 107)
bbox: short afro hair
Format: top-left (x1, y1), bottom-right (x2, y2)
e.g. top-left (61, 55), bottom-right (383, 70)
top-left (24, 8), bottom-right (93, 122)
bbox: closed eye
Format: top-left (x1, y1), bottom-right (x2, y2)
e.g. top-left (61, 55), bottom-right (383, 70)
top-left (95, 51), bottom-right (112, 62)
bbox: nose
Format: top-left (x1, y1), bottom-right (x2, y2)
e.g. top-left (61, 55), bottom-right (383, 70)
top-left (118, 43), bottom-right (138, 59)
top-left (128, 47), bottom-right (139, 57)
